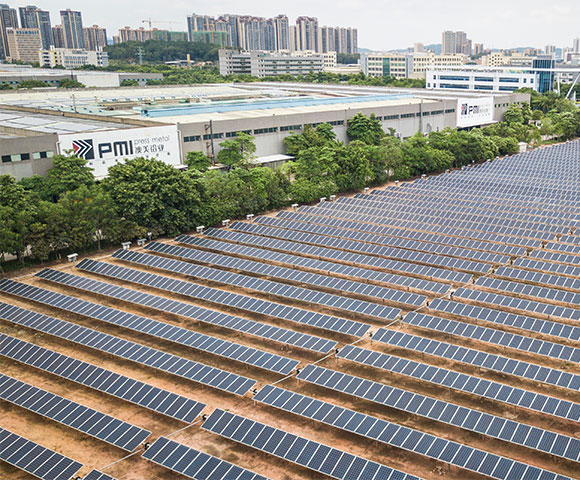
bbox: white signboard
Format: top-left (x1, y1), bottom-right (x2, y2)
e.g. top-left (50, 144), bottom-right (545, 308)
top-left (456, 97), bottom-right (494, 128)
top-left (58, 125), bottom-right (181, 178)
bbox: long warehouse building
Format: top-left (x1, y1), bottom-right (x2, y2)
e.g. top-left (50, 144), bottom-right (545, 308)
top-left (0, 82), bottom-right (528, 179)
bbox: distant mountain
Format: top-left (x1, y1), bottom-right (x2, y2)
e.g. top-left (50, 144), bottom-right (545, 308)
top-left (424, 43), bottom-right (441, 54)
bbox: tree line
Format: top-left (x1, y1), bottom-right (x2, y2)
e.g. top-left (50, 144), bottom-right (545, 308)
top-left (1, 97), bottom-right (579, 271)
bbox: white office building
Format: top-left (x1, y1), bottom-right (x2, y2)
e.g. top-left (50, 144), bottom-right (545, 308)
top-left (39, 46), bottom-right (109, 68)
top-left (219, 49), bottom-right (327, 77)
top-left (427, 67), bottom-right (537, 93)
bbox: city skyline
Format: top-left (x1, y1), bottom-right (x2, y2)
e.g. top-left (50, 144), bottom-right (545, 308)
top-left (4, 0), bottom-right (579, 51)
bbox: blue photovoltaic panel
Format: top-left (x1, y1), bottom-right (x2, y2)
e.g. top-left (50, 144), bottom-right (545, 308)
top-left (0, 374), bottom-right (150, 452)
top-left (428, 298), bottom-right (580, 343)
top-left (372, 328), bottom-right (580, 391)
top-left (35, 267), bottom-right (333, 356)
top-left (83, 471), bottom-right (117, 480)
top-left (0, 333), bottom-right (205, 423)
top-left (404, 311), bottom-right (580, 363)
top-left (0, 278), bottom-right (301, 375)
top-left (337, 344), bottom-right (580, 423)
top-left (514, 257), bottom-right (580, 279)
top-left (292, 365), bottom-right (580, 462)
top-left (0, 427), bottom-right (83, 480)
top-left (108, 249), bottom-right (403, 321)
top-left (475, 276), bottom-right (580, 305)
top-left (202, 409), bottom-right (423, 480)
top-left (228, 221), bottom-right (492, 275)
top-left (494, 265), bottom-right (580, 291)
top-left (176, 233), bottom-right (450, 296)
top-left (454, 287), bottom-right (580, 322)
top-left (204, 227), bottom-right (471, 285)
top-left (142, 436), bottom-right (270, 480)
top-left (0, 302), bottom-right (256, 396)
top-left (145, 241), bottom-right (426, 308)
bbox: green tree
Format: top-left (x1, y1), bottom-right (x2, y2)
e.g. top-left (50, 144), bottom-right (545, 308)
top-left (217, 133), bottom-right (256, 169)
top-left (42, 154), bottom-right (95, 201)
top-left (347, 113), bottom-right (385, 145)
top-left (18, 80), bottom-right (48, 89)
top-left (58, 79), bottom-right (85, 89)
top-left (102, 157), bottom-right (202, 236)
top-left (0, 175), bottom-right (34, 266)
top-left (120, 79), bottom-right (139, 87)
top-left (185, 151), bottom-right (212, 171)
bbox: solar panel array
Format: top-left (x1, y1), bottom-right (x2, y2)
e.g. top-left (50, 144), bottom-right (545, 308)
top-left (0, 333), bottom-right (205, 422)
top-left (0, 302), bottom-right (256, 396)
top-left (201, 408), bottom-right (423, 480)
top-left (256, 382), bottom-right (580, 470)
top-left (36, 266), bottom-right (334, 355)
top-left (0, 278), bottom-right (301, 374)
top-left (475, 276), bottom-right (580, 305)
top-left (0, 374), bottom-right (150, 451)
top-left (145, 241), bottom-right (426, 308)
top-left (372, 328), bottom-right (580, 391)
top-left (403, 311), bottom-right (580, 362)
top-left (175, 233), bottom-right (451, 295)
top-left (494, 266), bottom-right (580, 291)
top-left (0, 427), bottom-right (83, 480)
top-left (83, 471), bottom-right (117, 480)
top-left (338, 345), bottom-right (580, 422)
top-left (142, 436), bottom-right (270, 480)
top-left (514, 257), bottom-right (580, 278)
top-left (108, 249), bottom-right (403, 320)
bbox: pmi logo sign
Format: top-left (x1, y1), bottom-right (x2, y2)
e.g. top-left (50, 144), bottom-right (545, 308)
top-left (72, 138), bottom-right (135, 160)
top-left (461, 103), bottom-right (491, 117)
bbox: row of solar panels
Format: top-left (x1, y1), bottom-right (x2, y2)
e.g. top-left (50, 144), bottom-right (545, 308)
top-left (530, 249), bottom-right (580, 266)
top-left (351, 192), bottom-right (577, 226)
top-left (144, 241), bottom-right (427, 308)
top-left (0, 279), bottom-right (303, 375)
top-left (515, 257), bottom-right (580, 279)
top-left (37, 267), bottom-right (339, 355)
top-left (474, 276), bottom-right (580, 306)
top-left (292, 365), bottom-right (579, 462)
top-left (175, 233), bottom-right (451, 295)
top-left (494, 265), bottom-right (580, 292)
top-left (204, 227), bottom-right (470, 285)
top-left (107, 250), bottom-right (403, 321)
top-left (228, 220), bottom-right (490, 275)
top-left (0, 303), bottom-right (257, 396)
top-left (276, 210), bottom-right (526, 256)
top-left (404, 311), bottom-right (580, 363)
top-left (297, 204), bottom-right (543, 248)
top-left (254, 215), bottom-right (510, 264)
top-left (546, 241), bottom-right (580, 255)
top-left (338, 344), bottom-right (580, 423)
top-left (338, 195), bottom-right (573, 231)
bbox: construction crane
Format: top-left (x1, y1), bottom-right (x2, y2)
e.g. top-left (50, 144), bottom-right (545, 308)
top-left (142, 18), bottom-right (182, 30)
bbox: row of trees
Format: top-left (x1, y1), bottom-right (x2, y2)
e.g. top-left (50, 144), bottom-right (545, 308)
top-left (0, 79), bottom-right (86, 90)
top-left (2, 94), bottom-right (579, 270)
top-left (104, 40), bottom-right (220, 63)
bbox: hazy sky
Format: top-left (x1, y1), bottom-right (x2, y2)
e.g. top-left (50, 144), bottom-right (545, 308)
top-left (10, 0), bottom-right (580, 50)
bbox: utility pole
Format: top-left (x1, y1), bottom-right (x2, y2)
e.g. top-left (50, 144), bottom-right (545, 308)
top-left (137, 47), bottom-right (144, 66)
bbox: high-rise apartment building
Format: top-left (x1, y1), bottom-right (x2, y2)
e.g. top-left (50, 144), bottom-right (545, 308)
top-left (52, 24), bottom-right (64, 48)
top-left (442, 30), bottom-right (472, 55)
top-left (273, 15), bottom-right (289, 51)
top-left (545, 45), bottom-right (556, 55)
top-left (573, 38), bottom-right (580, 53)
top-left (295, 16), bottom-right (318, 52)
top-left (473, 43), bottom-right (484, 56)
top-left (19, 5), bottom-right (52, 49)
top-left (0, 3), bottom-right (18, 59)
top-left (60, 9), bottom-right (83, 49)
top-left (5, 27), bottom-right (42, 63)
top-left (118, 26), bottom-right (152, 43)
top-left (83, 25), bottom-right (107, 50)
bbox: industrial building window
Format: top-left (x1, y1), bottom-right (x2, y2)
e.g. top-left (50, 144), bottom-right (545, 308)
top-left (474, 77), bottom-right (493, 82)
top-left (202, 133), bottom-right (224, 140)
top-left (444, 109), bottom-right (456, 113)
top-left (253, 127), bottom-right (278, 135)
top-left (226, 130), bottom-right (252, 138)
top-left (329, 120), bottom-right (344, 126)
top-left (430, 110), bottom-right (444, 115)
top-left (21, 153), bottom-right (30, 161)
top-left (499, 86), bottom-right (518, 91)
top-left (183, 135), bottom-right (201, 142)
top-left (401, 113), bottom-right (415, 118)
top-left (280, 125), bottom-right (302, 131)
top-left (1, 155), bottom-right (10, 163)
top-left (475, 85), bottom-right (493, 90)
top-left (384, 114), bottom-right (399, 120)
top-left (438, 75), bottom-right (469, 81)
top-left (499, 77), bottom-right (520, 83)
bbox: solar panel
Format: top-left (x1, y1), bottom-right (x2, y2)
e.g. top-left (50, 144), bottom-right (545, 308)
top-left (454, 287), bottom-right (580, 322)
top-left (142, 436), bottom-right (270, 480)
top-left (404, 311), bottom-right (580, 363)
top-left (514, 257), bottom-right (580, 279)
top-left (83, 471), bottom-right (117, 480)
top-left (0, 303), bottom-right (256, 396)
top-left (108, 249), bottom-right (404, 321)
top-left (292, 365), bottom-right (580, 462)
top-left (0, 374), bottom-right (150, 452)
top-left (530, 249), bottom-right (580, 266)
top-left (428, 298), bottom-right (580, 343)
top-left (228, 221), bottom-right (492, 275)
top-left (494, 266), bottom-right (580, 292)
top-left (0, 333), bottom-right (205, 423)
top-left (205, 227), bottom-right (471, 285)
top-left (145, 241), bottom-right (427, 308)
top-left (35, 267), bottom-right (334, 355)
top-left (372, 328), bottom-right (580, 391)
top-left (175, 234), bottom-right (450, 296)
top-left (202, 408), bottom-right (423, 480)
top-left (475, 276), bottom-right (580, 306)
top-left (0, 278), bottom-right (301, 375)
top-left (337, 344), bottom-right (580, 423)
top-left (0, 427), bottom-right (83, 480)
top-left (253, 215), bottom-right (510, 265)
